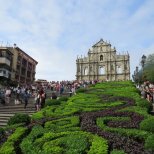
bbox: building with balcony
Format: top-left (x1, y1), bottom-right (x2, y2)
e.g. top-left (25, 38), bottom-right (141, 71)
top-left (0, 45), bottom-right (38, 85)
top-left (0, 47), bottom-right (13, 81)
top-left (76, 39), bottom-right (130, 81)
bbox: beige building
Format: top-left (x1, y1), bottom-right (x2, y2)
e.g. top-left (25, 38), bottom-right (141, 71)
top-left (0, 44), bottom-right (38, 85)
top-left (0, 47), bottom-right (13, 80)
top-left (76, 39), bottom-right (130, 81)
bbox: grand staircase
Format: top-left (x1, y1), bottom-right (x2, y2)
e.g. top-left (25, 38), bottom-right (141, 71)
top-left (0, 102), bottom-right (36, 127)
top-left (0, 89), bottom-right (70, 127)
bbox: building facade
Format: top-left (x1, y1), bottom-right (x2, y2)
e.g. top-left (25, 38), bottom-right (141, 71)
top-left (0, 47), bottom-right (13, 80)
top-left (0, 45), bottom-right (38, 85)
top-left (76, 39), bottom-right (130, 81)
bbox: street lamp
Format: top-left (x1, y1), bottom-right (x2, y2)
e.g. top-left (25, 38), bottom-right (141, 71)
top-left (141, 55), bottom-right (146, 68)
top-left (132, 67), bottom-right (139, 83)
top-left (141, 55), bottom-right (146, 81)
top-left (132, 70), bottom-right (136, 82)
top-left (135, 66), bottom-right (139, 84)
top-left (132, 74), bottom-right (135, 82)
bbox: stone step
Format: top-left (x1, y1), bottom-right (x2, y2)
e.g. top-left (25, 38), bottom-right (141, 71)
top-left (0, 111), bottom-right (35, 114)
top-left (0, 96), bottom-right (38, 127)
top-left (0, 113), bottom-right (33, 117)
top-left (0, 106), bottom-right (35, 112)
top-left (0, 105), bottom-right (36, 108)
top-left (0, 117), bottom-right (11, 120)
top-left (0, 119), bottom-right (8, 122)
top-left (0, 104), bottom-right (35, 108)
top-left (0, 122), bottom-right (7, 126)
top-left (0, 108), bottom-right (35, 112)
top-left (0, 113), bottom-right (14, 117)
top-left (0, 112), bottom-right (34, 127)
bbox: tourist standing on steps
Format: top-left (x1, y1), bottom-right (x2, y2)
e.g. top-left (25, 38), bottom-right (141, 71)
top-left (51, 92), bottom-right (57, 99)
top-left (34, 91), bottom-right (41, 111)
top-left (5, 87), bottom-right (11, 104)
top-left (40, 90), bottom-right (46, 109)
top-left (15, 87), bottom-right (21, 105)
top-left (23, 89), bottom-right (30, 109)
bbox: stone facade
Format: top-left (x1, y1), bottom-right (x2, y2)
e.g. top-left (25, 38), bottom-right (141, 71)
top-left (0, 47), bottom-right (13, 79)
top-left (10, 46), bottom-right (38, 85)
top-left (76, 39), bottom-right (130, 81)
top-left (0, 45), bottom-right (38, 85)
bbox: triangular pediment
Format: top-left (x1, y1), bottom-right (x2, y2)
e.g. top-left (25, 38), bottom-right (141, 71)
top-left (92, 38), bottom-right (110, 47)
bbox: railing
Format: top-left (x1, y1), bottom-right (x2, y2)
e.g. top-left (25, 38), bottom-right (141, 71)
top-left (0, 57), bottom-right (11, 66)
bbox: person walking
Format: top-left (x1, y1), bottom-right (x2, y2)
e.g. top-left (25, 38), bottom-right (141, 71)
top-left (15, 87), bottom-right (21, 105)
top-left (34, 91), bottom-right (41, 111)
top-left (5, 87), bottom-right (11, 104)
top-left (23, 89), bottom-right (30, 109)
top-left (40, 90), bottom-right (46, 109)
top-left (51, 92), bottom-right (57, 99)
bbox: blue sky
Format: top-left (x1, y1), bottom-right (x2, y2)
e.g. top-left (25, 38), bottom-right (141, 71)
top-left (0, 0), bottom-right (154, 81)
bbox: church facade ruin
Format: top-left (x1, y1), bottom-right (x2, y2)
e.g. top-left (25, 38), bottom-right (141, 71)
top-left (76, 39), bottom-right (130, 81)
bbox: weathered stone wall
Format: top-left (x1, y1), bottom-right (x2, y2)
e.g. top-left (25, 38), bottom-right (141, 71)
top-left (76, 39), bottom-right (130, 81)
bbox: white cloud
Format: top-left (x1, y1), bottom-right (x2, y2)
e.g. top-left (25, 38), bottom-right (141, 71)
top-left (0, 0), bottom-right (154, 81)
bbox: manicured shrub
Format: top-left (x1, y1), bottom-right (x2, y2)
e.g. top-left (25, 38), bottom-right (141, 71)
top-left (111, 149), bottom-right (126, 154)
top-left (7, 113), bottom-right (31, 125)
top-left (3, 81), bottom-right (152, 154)
top-left (0, 127), bottom-right (6, 146)
top-left (43, 144), bottom-right (63, 154)
top-left (140, 117), bottom-right (154, 133)
top-left (20, 125), bottom-right (46, 154)
top-left (63, 134), bottom-right (89, 154)
top-left (59, 96), bottom-right (69, 102)
top-left (0, 127), bottom-right (4, 135)
top-left (7, 127), bottom-right (28, 142)
top-left (97, 117), bottom-right (150, 140)
top-left (45, 116), bottom-right (80, 133)
top-left (144, 134), bottom-right (154, 151)
top-left (88, 135), bottom-right (108, 154)
top-left (31, 111), bottom-right (44, 120)
top-left (76, 88), bottom-right (87, 93)
top-left (4, 123), bottom-right (24, 131)
top-left (136, 99), bottom-right (151, 109)
top-left (0, 127), bottom-right (27, 154)
top-left (45, 99), bottom-right (61, 106)
top-left (0, 142), bottom-right (15, 154)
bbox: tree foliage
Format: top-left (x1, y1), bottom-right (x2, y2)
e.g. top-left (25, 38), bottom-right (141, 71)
top-left (144, 54), bottom-right (154, 82)
top-left (136, 54), bottom-right (154, 83)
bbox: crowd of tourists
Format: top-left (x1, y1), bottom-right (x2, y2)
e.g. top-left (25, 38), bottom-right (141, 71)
top-left (0, 80), bottom-right (99, 111)
top-left (1, 79), bottom-right (154, 112)
top-left (0, 86), bottom-right (32, 108)
top-left (138, 80), bottom-right (154, 103)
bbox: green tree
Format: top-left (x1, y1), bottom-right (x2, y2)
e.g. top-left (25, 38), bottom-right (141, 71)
top-left (144, 54), bottom-right (154, 82)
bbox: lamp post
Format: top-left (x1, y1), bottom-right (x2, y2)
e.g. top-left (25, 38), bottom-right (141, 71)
top-left (132, 67), bottom-right (139, 84)
top-left (132, 70), bottom-right (136, 82)
top-left (141, 55), bottom-right (146, 81)
top-left (135, 66), bottom-right (139, 84)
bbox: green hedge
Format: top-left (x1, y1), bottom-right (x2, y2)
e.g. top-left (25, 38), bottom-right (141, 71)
top-left (22, 131), bottom-right (108, 154)
top-left (88, 135), bottom-right (108, 154)
top-left (97, 117), bottom-right (151, 140)
top-left (140, 117), bottom-right (154, 133)
top-left (144, 134), bottom-right (154, 151)
top-left (76, 88), bottom-right (87, 93)
top-left (0, 127), bottom-right (28, 154)
top-left (45, 99), bottom-right (61, 106)
top-left (59, 96), bottom-right (69, 102)
top-left (7, 113), bottom-right (31, 126)
top-left (0, 127), bottom-right (4, 135)
top-left (111, 149), bottom-right (126, 154)
top-left (45, 116), bottom-right (80, 133)
top-left (135, 99), bottom-right (151, 109)
top-left (20, 125), bottom-right (46, 154)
